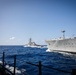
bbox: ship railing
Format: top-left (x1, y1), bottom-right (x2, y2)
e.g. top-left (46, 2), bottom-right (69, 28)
top-left (0, 52), bottom-right (76, 75)
top-left (0, 52), bottom-right (14, 75)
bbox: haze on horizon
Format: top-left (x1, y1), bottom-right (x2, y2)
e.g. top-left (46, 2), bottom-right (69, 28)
top-left (0, 0), bottom-right (76, 45)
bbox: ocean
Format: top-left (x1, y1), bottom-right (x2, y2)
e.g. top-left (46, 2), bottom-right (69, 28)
top-left (0, 46), bottom-right (76, 75)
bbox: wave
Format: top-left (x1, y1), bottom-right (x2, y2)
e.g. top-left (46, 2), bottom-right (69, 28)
top-left (0, 61), bottom-right (26, 75)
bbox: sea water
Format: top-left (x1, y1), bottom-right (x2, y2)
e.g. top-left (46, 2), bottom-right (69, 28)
top-left (0, 46), bottom-right (76, 75)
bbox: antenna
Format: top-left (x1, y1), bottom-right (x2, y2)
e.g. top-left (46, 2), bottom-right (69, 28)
top-left (61, 30), bottom-right (65, 39)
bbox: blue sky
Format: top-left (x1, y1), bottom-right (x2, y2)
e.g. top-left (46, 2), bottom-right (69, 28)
top-left (0, 0), bottom-right (76, 45)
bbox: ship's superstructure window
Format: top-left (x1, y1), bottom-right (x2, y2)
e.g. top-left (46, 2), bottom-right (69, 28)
top-left (64, 43), bottom-right (75, 46)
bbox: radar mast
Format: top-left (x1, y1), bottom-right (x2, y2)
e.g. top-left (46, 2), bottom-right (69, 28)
top-left (29, 38), bottom-right (32, 45)
top-left (61, 30), bottom-right (65, 39)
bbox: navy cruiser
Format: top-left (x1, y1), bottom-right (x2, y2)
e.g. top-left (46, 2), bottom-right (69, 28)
top-left (45, 31), bottom-right (76, 53)
top-left (24, 38), bottom-right (42, 48)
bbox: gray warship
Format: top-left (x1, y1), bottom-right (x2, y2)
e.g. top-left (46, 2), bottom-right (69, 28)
top-left (24, 38), bottom-right (42, 48)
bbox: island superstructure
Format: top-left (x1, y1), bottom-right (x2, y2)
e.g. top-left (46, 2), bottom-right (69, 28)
top-left (45, 31), bottom-right (76, 53)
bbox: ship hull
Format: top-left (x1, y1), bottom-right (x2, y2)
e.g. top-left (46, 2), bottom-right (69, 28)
top-left (46, 38), bottom-right (76, 53)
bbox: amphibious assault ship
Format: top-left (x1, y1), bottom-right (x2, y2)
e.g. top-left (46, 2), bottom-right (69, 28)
top-left (45, 31), bottom-right (76, 53)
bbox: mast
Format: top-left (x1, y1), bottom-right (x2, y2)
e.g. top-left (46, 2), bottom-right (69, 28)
top-left (29, 38), bottom-right (32, 45)
top-left (61, 30), bottom-right (65, 39)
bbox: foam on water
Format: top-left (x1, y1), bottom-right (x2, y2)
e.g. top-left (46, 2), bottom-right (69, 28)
top-left (46, 49), bottom-right (51, 52)
top-left (0, 60), bottom-right (26, 75)
top-left (0, 61), bottom-right (2, 64)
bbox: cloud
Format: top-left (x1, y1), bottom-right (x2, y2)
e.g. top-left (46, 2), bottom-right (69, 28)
top-left (10, 37), bottom-right (15, 40)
